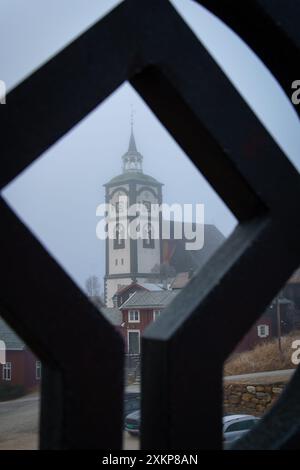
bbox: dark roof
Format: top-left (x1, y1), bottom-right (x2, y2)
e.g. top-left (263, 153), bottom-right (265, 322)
top-left (100, 307), bottom-right (122, 326)
top-left (104, 171), bottom-right (162, 187)
top-left (0, 317), bottom-right (26, 350)
top-left (120, 290), bottom-right (178, 309)
top-left (163, 222), bottom-right (225, 273)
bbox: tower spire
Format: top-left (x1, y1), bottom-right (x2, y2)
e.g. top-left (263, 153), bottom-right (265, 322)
top-left (122, 108), bottom-right (143, 173)
top-left (128, 106), bottom-right (137, 153)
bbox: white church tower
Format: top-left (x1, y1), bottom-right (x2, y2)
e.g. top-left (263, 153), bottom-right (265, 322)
top-left (104, 125), bottom-right (163, 307)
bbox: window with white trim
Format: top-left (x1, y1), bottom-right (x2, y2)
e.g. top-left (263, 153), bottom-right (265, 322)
top-left (36, 360), bottom-right (42, 380)
top-left (128, 310), bottom-right (140, 323)
top-left (2, 362), bottom-right (11, 381)
top-left (257, 324), bottom-right (269, 338)
top-left (153, 309), bottom-right (161, 321)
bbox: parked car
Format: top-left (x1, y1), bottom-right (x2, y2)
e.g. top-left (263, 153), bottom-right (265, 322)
top-left (124, 411), bottom-right (260, 442)
top-left (124, 389), bottom-right (140, 420)
top-left (124, 409), bottom-right (140, 435)
top-left (223, 414), bottom-right (260, 448)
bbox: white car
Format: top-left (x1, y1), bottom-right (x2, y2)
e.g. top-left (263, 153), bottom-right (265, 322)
top-left (223, 414), bottom-right (260, 448)
top-left (124, 411), bottom-right (259, 445)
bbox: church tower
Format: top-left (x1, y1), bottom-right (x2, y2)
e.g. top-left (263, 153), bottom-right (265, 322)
top-left (104, 126), bottom-right (163, 307)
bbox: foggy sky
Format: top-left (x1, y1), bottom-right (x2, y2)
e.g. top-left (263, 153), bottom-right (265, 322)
top-left (1, 0), bottom-right (300, 294)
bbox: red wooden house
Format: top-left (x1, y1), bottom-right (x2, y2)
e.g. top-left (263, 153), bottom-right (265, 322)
top-left (119, 290), bottom-right (178, 355)
top-left (0, 317), bottom-right (41, 392)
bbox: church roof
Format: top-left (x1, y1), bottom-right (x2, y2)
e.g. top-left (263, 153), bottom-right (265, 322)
top-left (162, 222), bottom-right (225, 273)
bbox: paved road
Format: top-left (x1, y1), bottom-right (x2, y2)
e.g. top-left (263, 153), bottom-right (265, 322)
top-left (0, 393), bottom-right (139, 450)
top-left (0, 394), bottom-right (39, 449)
top-left (1, 370), bottom-right (295, 449)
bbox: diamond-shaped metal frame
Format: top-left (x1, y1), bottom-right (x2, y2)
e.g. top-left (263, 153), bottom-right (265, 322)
top-left (0, 0), bottom-right (300, 449)
top-left (197, 0), bottom-right (300, 121)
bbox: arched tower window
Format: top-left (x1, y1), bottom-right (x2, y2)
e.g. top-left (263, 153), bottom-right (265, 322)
top-left (143, 222), bottom-right (155, 249)
top-left (114, 223), bottom-right (125, 249)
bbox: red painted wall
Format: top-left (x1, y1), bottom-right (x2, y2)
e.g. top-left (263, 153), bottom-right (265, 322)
top-left (122, 308), bottom-right (158, 353)
top-left (121, 307), bottom-right (275, 355)
top-left (0, 349), bottom-right (41, 391)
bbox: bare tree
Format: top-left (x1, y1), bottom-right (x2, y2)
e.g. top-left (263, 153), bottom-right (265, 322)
top-left (85, 275), bottom-right (100, 297)
top-left (85, 275), bottom-right (103, 309)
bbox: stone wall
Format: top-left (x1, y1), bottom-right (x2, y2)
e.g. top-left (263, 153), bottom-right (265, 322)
top-left (224, 382), bottom-right (285, 416)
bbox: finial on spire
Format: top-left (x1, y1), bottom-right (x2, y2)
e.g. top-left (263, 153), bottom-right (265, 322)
top-left (130, 104), bottom-right (134, 131)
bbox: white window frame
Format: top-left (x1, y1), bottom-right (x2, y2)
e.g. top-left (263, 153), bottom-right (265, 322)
top-left (128, 309), bottom-right (140, 323)
top-left (36, 360), bottom-right (42, 380)
top-left (2, 362), bottom-right (11, 381)
top-left (153, 309), bottom-right (162, 321)
top-left (257, 324), bottom-right (269, 338)
top-left (127, 330), bottom-right (140, 355)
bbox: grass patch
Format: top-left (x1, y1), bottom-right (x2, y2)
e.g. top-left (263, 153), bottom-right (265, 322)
top-left (224, 330), bottom-right (300, 376)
